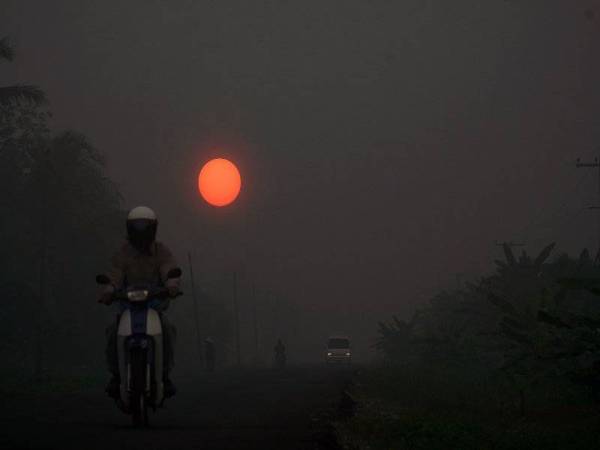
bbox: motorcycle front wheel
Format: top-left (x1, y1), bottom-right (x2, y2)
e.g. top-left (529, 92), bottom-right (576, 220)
top-left (130, 349), bottom-right (149, 427)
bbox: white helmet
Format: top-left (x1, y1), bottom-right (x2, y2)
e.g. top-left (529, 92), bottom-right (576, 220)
top-left (126, 206), bottom-right (158, 251)
top-left (127, 206), bottom-right (157, 221)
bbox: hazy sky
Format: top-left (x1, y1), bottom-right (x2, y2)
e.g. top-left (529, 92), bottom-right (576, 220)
top-left (3, 0), bottom-right (600, 319)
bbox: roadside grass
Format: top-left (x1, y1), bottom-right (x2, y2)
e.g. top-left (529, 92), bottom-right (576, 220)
top-left (334, 365), bottom-right (600, 450)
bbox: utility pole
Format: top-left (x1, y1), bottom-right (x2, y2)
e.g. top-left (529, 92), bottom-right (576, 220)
top-left (36, 195), bottom-right (47, 381)
top-left (233, 271), bottom-right (241, 366)
top-left (455, 273), bottom-right (464, 290)
top-left (494, 241), bottom-right (525, 248)
top-left (252, 284), bottom-right (259, 361)
top-left (495, 241), bottom-right (526, 265)
top-left (35, 154), bottom-right (51, 380)
top-left (576, 157), bottom-right (600, 263)
top-left (272, 292), bottom-right (279, 340)
top-left (188, 253), bottom-right (204, 364)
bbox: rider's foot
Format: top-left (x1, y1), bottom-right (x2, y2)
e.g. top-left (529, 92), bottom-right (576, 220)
top-left (164, 378), bottom-right (176, 398)
top-left (105, 376), bottom-right (120, 399)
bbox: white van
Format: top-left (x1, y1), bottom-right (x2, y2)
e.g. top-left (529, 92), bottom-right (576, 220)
top-left (326, 335), bottom-right (351, 364)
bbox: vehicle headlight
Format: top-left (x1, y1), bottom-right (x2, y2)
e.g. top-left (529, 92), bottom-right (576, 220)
top-left (345, 352), bottom-right (351, 356)
top-left (327, 352), bottom-right (332, 356)
top-left (127, 290), bottom-right (149, 301)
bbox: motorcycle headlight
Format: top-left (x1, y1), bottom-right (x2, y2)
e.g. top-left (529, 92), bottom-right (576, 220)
top-left (127, 290), bottom-right (149, 301)
top-left (327, 352), bottom-right (332, 356)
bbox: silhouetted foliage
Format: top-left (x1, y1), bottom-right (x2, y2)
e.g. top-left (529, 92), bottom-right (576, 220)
top-left (378, 242), bottom-right (600, 413)
top-left (0, 36), bottom-right (47, 106)
top-left (0, 72), bottom-right (121, 375)
top-left (0, 36), bottom-right (15, 61)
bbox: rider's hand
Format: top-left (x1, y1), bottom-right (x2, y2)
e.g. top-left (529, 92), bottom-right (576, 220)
top-left (98, 292), bottom-right (113, 305)
top-left (98, 284), bottom-right (115, 305)
top-left (167, 285), bottom-right (180, 298)
top-left (166, 278), bottom-right (180, 298)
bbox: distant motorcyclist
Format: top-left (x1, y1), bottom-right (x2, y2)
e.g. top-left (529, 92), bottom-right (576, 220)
top-left (274, 338), bottom-right (286, 369)
top-left (204, 337), bottom-right (215, 372)
top-left (99, 206), bottom-right (181, 398)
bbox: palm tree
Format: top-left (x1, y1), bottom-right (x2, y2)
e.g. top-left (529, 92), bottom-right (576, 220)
top-left (0, 36), bottom-right (46, 105)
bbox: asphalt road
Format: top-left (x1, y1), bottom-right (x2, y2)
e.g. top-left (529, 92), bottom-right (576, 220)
top-left (0, 366), bottom-right (352, 450)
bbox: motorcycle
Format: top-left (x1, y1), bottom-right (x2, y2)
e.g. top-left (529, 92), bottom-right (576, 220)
top-left (96, 268), bottom-right (182, 427)
top-left (275, 349), bottom-right (286, 370)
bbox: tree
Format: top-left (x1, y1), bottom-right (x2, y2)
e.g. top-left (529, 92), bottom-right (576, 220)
top-left (0, 36), bottom-right (46, 106)
top-left (0, 34), bottom-right (123, 378)
top-left (0, 100), bottom-right (122, 376)
top-left (377, 242), bottom-right (600, 413)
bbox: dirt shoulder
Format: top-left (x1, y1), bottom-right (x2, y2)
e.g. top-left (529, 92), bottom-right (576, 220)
top-left (333, 366), bottom-right (600, 450)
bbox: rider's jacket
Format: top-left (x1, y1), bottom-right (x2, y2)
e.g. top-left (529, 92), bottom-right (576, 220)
top-left (106, 241), bottom-right (180, 289)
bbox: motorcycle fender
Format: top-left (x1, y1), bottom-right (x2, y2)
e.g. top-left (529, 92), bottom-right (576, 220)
top-left (146, 309), bottom-right (162, 336)
top-left (117, 310), bottom-right (132, 336)
top-left (116, 310), bottom-right (164, 405)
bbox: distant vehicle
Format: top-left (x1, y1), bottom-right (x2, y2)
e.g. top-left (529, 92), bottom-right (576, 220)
top-left (326, 336), bottom-right (351, 364)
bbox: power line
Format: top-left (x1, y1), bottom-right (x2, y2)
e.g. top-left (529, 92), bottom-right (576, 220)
top-left (494, 241), bottom-right (525, 248)
top-left (188, 252), bottom-right (204, 365)
top-left (516, 170), bottom-right (591, 243)
top-left (576, 156), bottom-right (600, 262)
top-left (501, 162), bottom-right (595, 257)
top-left (232, 271), bottom-right (241, 366)
top-left (525, 206), bottom-right (587, 247)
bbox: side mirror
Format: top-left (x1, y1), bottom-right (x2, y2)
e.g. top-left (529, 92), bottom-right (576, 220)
top-left (166, 267), bottom-right (182, 279)
top-left (96, 274), bottom-right (111, 285)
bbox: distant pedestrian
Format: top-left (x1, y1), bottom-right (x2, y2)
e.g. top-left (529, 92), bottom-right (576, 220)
top-left (205, 337), bottom-right (215, 372)
top-left (274, 338), bottom-right (286, 369)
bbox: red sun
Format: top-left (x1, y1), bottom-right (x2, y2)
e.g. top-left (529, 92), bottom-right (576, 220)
top-left (198, 158), bottom-right (241, 207)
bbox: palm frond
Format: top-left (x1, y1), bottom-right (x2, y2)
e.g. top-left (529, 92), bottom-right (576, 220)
top-left (578, 249), bottom-right (591, 269)
top-left (558, 277), bottom-right (600, 291)
top-left (503, 242), bottom-right (517, 267)
top-left (534, 242), bottom-right (556, 268)
top-left (488, 292), bottom-right (518, 316)
top-left (0, 85), bottom-right (47, 105)
top-left (494, 259), bottom-right (508, 270)
top-left (0, 36), bottom-right (14, 61)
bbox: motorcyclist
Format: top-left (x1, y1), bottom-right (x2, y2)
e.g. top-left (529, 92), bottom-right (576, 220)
top-left (99, 206), bottom-right (181, 398)
top-left (204, 337), bottom-right (215, 372)
top-left (274, 338), bottom-right (286, 368)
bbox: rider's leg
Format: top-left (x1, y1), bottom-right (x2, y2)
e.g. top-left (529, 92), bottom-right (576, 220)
top-left (161, 315), bottom-right (177, 396)
top-left (161, 315), bottom-right (176, 374)
top-left (105, 319), bottom-right (120, 397)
